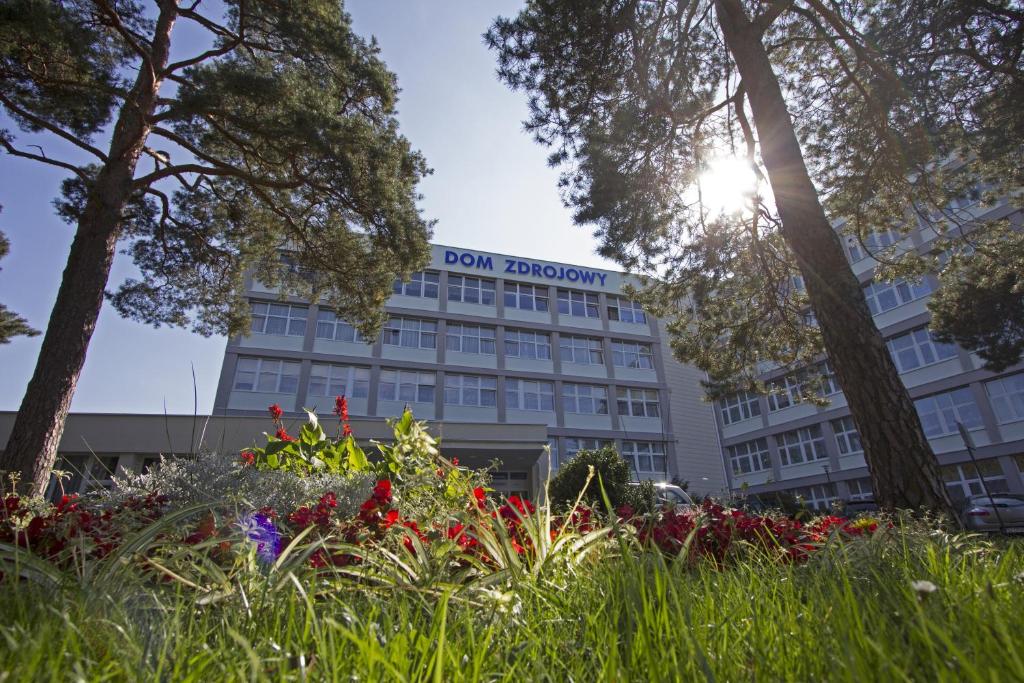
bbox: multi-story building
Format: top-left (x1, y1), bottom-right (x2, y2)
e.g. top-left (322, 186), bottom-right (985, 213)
top-left (716, 194), bottom-right (1024, 509)
top-left (212, 244), bottom-right (727, 498)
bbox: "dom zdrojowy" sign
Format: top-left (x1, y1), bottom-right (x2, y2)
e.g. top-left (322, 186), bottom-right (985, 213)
top-left (444, 250), bottom-right (608, 287)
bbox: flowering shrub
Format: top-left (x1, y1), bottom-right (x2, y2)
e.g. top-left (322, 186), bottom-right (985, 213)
top-left (244, 401), bottom-right (371, 476)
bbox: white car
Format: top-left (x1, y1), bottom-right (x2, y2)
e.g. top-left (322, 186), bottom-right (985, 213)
top-left (629, 481), bottom-right (695, 507)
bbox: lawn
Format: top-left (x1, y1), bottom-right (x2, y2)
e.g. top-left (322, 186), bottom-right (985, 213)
top-left (1, 411), bottom-right (1021, 681)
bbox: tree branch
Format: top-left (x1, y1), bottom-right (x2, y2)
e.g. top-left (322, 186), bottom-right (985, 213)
top-left (753, 0), bottom-right (795, 34)
top-left (0, 94), bottom-right (109, 161)
top-left (0, 137), bottom-right (89, 180)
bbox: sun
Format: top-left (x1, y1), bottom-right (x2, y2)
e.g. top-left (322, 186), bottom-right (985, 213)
top-left (696, 157), bottom-right (759, 216)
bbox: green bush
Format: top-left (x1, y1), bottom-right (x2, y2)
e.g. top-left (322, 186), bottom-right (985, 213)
top-left (548, 446), bottom-right (632, 511)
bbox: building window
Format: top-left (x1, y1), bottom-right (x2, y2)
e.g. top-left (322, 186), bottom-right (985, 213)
top-left (622, 441), bottom-right (666, 474)
top-left (831, 416), bottom-right (863, 456)
top-left (766, 363), bottom-right (839, 411)
top-left (506, 378), bottom-right (554, 411)
top-left (233, 358), bottom-right (300, 393)
top-left (250, 302), bottom-right (307, 336)
top-left (941, 461), bottom-right (1006, 504)
top-left (504, 282), bottom-right (549, 312)
top-left (559, 335), bottom-right (604, 365)
top-left (393, 271), bottom-right (439, 298)
top-left (608, 297), bottom-right (647, 324)
top-left (564, 438), bottom-right (613, 460)
top-left (445, 323), bottom-right (496, 355)
top-left (504, 329), bottom-right (551, 360)
top-left (308, 364), bottom-right (370, 400)
top-left (557, 289), bottom-right (600, 318)
top-left (611, 341), bottom-right (654, 369)
top-left (846, 228), bottom-right (899, 262)
top-left (862, 278), bottom-right (932, 315)
top-left (383, 317), bottom-right (437, 350)
top-left (562, 383), bottom-right (609, 415)
top-left (914, 387), bottom-right (983, 438)
top-left (720, 391), bottom-right (761, 425)
top-left (444, 374), bottom-right (497, 407)
top-left (986, 373), bottom-right (1024, 424)
top-left (727, 438), bottom-right (771, 476)
top-left (776, 425), bottom-right (828, 466)
top-left (846, 478), bottom-right (873, 501)
top-left (790, 483), bottom-right (837, 512)
top-left (887, 326), bottom-right (958, 372)
top-left (379, 369), bottom-right (435, 404)
top-left (447, 275), bottom-right (496, 305)
top-left (617, 387), bottom-right (660, 418)
top-left (314, 310), bottom-right (366, 343)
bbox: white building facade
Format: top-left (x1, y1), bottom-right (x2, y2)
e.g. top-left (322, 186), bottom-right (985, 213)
top-left (716, 196), bottom-right (1024, 509)
top-left (213, 244), bottom-right (727, 498)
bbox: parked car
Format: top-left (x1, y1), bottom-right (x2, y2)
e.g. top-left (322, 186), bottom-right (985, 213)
top-left (961, 493), bottom-right (1024, 533)
top-left (629, 482), bottom-right (695, 508)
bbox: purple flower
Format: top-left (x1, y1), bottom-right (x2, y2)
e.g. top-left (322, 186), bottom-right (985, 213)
top-left (239, 512), bottom-right (281, 564)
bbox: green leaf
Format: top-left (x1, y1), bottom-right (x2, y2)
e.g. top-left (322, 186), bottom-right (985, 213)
top-left (346, 438), bottom-right (370, 472)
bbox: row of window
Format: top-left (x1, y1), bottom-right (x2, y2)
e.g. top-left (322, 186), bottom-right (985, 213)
top-left (250, 306), bottom-right (655, 369)
top-left (727, 375), bottom-right (1024, 476)
top-left (234, 360), bottom-right (664, 415)
top-left (780, 456), bottom-right (1015, 512)
top-left (390, 271), bottom-right (648, 323)
top-left (719, 324), bottom-right (963, 425)
top-left (551, 438), bottom-right (666, 474)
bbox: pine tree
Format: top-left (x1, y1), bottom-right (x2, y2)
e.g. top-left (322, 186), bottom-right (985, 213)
top-left (488, 0), bottom-right (1022, 513)
top-left (0, 0), bottom-right (433, 495)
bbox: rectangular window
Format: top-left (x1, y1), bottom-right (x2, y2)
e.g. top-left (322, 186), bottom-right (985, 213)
top-left (846, 228), bottom-right (899, 262)
top-left (863, 278), bottom-right (933, 315)
top-left (504, 282), bottom-right (549, 312)
top-left (308, 364), bottom-right (370, 399)
top-left (444, 374), bottom-right (498, 407)
top-left (250, 302), bottom-right (307, 336)
top-left (562, 383), bottom-right (609, 415)
top-left (941, 461), bottom-right (1006, 504)
top-left (720, 391), bottom-right (762, 425)
top-left (383, 317), bottom-right (437, 350)
top-left (506, 378), bottom-right (554, 411)
top-left (985, 373), bottom-right (1024, 424)
top-left (559, 335), bottom-right (604, 365)
top-left (445, 323), bottom-right (496, 355)
top-left (616, 387), bottom-right (660, 418)
top-left (776, 425), bottom-right (828, 466)
top-left (767, 363), bottom-right (839, 411)
top-left (564, 438), bottom-right (613, 460)
top-left (447, 275), bottom-right (496, 305)
top-left (314, 310), bottom-right (366, 343)
top-left (557, 289), bottom-right (600, 318)
top-left (608, 297), bottom-right (647, 324)
top-left (622, 441), bottom-right (666, 474)
top-left (504, 329), bottom-right (552, 360)
top-left (846, 478), bottom-right (873, 501)
top-left (831, 416), bottom-right (863, 456)
top-left (393, 271), bottom-right (439, 298)
top-left (379, 369), bottom-right (436, 404)
top-left (887, 326), bottom-right (958, 372)
top-left (727, 437), bottom-right (771, 476)
top-left (914, 387), bottom-right (983, 438)
top-left (233, 358), bottom-right (300, 394)
top-left (790, 483), bottom-right (837, 512)
top-left (611, 341), bottom-right (654, 369)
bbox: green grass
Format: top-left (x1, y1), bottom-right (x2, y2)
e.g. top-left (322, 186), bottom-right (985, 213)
top-left (1, 528), bottom-right (1022, 682)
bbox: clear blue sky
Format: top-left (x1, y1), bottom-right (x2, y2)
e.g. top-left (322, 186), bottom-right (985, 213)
top-left (0, 1), bottom-right (617, 415)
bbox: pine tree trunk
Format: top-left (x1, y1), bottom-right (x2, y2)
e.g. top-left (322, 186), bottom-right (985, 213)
top-left (0, 3), bottom-right (178, 497)
top-left (714, 0), bottom-right (955, 514)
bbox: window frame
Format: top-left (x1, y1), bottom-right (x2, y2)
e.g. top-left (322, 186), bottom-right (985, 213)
top-left (559, 335), bottom-right (604, 365)
top-left (378, 369), bottom-right (436, 404)
top-left (505, 378), bottom-right (555, 411)
top-left (616, 386), bottom-right (660, 418)
top-left (314, 310), bottom-right (366, 343)
top-left (621, 441), bottom-right (666, 474)
top-left (392, 271), bottom-right (440, 299)
top-left (608, 297), bottom-right (647, 324)
top-left (307, 364), bottom-right (370, 400)
top-left (830, 416), bottom-right (863, 456)
top-left (503, 282), bottom-right (549, 312)
top-left (611, 340), bottom-right (654, 369)
top-left (887, 326), bottom-right (958, 373)
top-left (444, 373), bottom-right (498, 408)
top-left (720, 391), bottom-right (762, 425)
top-left (504, 329), bottom-right (552, 360)
top-left (776, 425), bottom-right (829, 467)
top-left (985, 373), bottom-right (1024, 424)
top-left (562, 383), bottom-right (609, 415)
top-left (383, 317), bottom-right (438, 350)
top-left (914, 387), bottom-right (983, 438)
top-left (250, 302), bottom-right (308, 337)
top-left (233, 357), bottom-right (301, 394)
top-left (445, 323), bottom-right (497, 355)
top-left (557, 289), bottom-right (600, 318)
top-left (727, 437), bottom-right (771, 476)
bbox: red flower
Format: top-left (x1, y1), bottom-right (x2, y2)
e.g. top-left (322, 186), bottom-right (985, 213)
top-left (275, 427), bottom-right (295, 442)
top-left (451, 457), bottom-right (459, 466)
top-left (334, 395), bottom-right (349, 421)
top-left (240, 450), bottom-right (255, 466)
top-left (268, 404), bottom-right (283, 421)
top-left (472, 487), bottom-right (486, 509)
top-left (383, 509), bottom-right (400, 529)
top-left (343, 424), bottom-right (353, 437)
